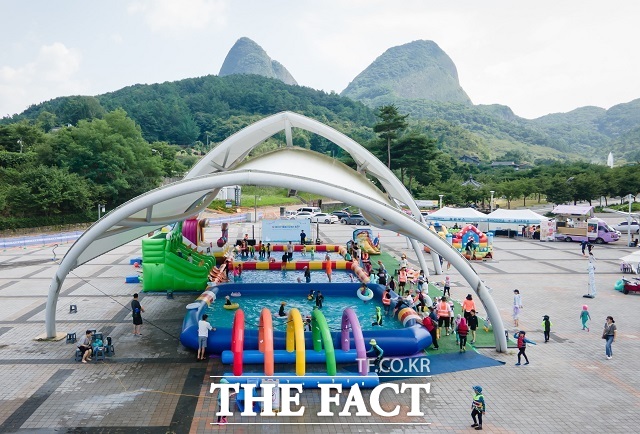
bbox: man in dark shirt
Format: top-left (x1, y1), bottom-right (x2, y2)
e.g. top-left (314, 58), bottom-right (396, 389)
top-left (131, 293), bottom-right (145, 336)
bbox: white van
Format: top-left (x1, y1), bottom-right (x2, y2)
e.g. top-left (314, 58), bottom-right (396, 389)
top-left (283, 210), bottom-right (298, 218)
top-left (296, 207), bottom-right (321, 215)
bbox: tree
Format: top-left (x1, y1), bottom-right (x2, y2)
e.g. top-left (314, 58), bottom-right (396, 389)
top-left (373, 105), bottom-right (408, 169)
top-left (545, 175), bottom-right (576, 205)
top-left (42, 109), bottom-right (163, 206)
top-left (497, 180), bottom-right (524, 209)
top-left (391, 131), bottom-right (438, 192)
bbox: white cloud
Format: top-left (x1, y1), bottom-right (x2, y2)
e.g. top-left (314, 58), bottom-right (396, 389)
top-left (0, 43), bottom-right (87, 116)
top-left (128, 0), bottom-right (227, 32)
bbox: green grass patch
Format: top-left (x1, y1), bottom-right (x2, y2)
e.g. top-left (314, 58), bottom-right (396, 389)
top-left (240, 195), bottom-right (301, 207)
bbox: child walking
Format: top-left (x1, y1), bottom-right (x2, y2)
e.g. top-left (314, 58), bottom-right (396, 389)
top-left (580, 305), bottom-right (591, 332)
top-left (515, 331), bottom-right (530, 365)
top-left (470, 385), bottom-right (485, 430)
top-left (443, 275), bottom-right (451, 297)
top-left (542, 315), bottom-right (552, 343)
top-left (457, 317), bottom-right (469, 352)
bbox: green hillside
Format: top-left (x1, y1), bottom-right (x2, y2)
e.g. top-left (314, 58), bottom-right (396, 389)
top-left (342, 40), bottom-right (472, 106)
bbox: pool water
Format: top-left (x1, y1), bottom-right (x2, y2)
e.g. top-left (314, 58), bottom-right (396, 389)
top-left (204, 293), bottom-right (403, 331)
top-left (235, 270), bottom-right (356, 284)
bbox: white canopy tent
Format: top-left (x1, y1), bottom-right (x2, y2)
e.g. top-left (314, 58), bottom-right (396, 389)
top-left (427, 207), bottom-right (488, 222)
top-left (620, 251), bottom-right (640, 274)
top-left (486, 209), bottom-right (548, 224)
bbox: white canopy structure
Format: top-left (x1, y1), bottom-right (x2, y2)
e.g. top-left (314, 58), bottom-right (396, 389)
top-left (486, 209), bottom-right (548, 224)
top-left (45, 112), bottom-right (507, 351)
top-left (620, 251), bottom-right (640, 274)
top-left (427, 207), bottom-right (488, 222)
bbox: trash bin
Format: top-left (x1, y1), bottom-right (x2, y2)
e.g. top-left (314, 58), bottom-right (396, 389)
top-left (280, 207), bottom-right (285, 217)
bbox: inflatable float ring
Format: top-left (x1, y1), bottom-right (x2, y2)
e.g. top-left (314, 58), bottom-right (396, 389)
top-left (223, 303), bottom-right (240, 310)
top-left (357, 289), bottom-right (374, 301)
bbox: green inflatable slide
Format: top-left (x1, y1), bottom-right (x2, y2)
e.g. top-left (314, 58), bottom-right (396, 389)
top-left (141, 224), bottom-right (217, 292)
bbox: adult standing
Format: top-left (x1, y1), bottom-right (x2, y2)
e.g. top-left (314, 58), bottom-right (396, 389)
top-left (197, 314), bottom-right (216, 361)
top-left (304, 266), bottom-right (311, 283)
top-left (287, 241), bottom-right (293, 261)
top-left (422, 310), bottom-right (439, 350)
top-left (300, 230), bottom-right (306, 245)
top-left (603, 316), bottom-right (617, 359)
top-left (324, 252), bottom-right (332, 283)
top-left (399, 254), bottom-right (408, 269)
top-left (462, 294), bottom-right (476, 321)
top-left (512, 289), bottom-right (522, 327)
top-left (587, 254), bottom-right (597, 297)
top-left (131, 293), bottom-right (145, 336)
top-left (437, 296), bottom-right (451, 336)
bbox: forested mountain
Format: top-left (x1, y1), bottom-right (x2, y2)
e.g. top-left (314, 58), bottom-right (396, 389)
top-left (342, 40), bottom-right (472, 106)
top-left (5, 37), bottom-right (640, 164)
top-left (339, 39), bottom-right (640, 162)
top-left (12, 74), bottom-right (376, 147)
top-left (219, 37), bottom-right (297, 85)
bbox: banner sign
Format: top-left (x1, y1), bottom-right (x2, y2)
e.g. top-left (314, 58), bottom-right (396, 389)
top-left (262, 219), bottom-right (311, 242)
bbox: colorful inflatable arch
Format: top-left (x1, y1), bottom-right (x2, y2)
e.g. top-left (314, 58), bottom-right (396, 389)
top-left (451, 224), bottom-right (493, 260)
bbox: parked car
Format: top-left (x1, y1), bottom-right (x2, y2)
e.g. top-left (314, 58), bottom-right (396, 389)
top-left (311, 213), bottom-right (339, 224)
top-left (296, 206), bottom-right (321, 215)
top-left (341, 213), bottom-right (369, 225)
top-left (331, 210), bottom-right (351, 220)
top-left (288, 211), bottom-right (313, 220)
top-left (613, 221), bottom-right (640, 234)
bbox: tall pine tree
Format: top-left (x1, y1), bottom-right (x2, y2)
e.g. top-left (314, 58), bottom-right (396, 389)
top-left (373, 105), bottom-right (408, 169)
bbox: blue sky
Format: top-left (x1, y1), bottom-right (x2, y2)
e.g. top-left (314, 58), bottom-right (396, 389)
top-left (1, 0), bottom-right (639, 119)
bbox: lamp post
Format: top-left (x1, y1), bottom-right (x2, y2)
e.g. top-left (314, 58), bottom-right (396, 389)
top-left (490, 190), bottom-right (495, 213)
top-left (439, 194), bottom-right (444, 209)
top-left (254, 195), bottom-right (258, 223)
top-left (628, 194), bottom-right (633, 247)
top-left (97, 204), bottom-right (105, 220)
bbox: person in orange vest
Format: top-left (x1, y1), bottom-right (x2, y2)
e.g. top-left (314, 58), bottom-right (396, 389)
top-left (398, 267), bottom-right (408, 292)
top-left (437, 296), bottom-right (452, 336)
top-left (382, 288), bottom-right (392, 315)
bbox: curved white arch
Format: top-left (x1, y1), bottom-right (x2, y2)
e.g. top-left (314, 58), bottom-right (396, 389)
top-left (187, 111), bottom-right (442, 274)
top-left (45, 169), bottom-right (507, 352)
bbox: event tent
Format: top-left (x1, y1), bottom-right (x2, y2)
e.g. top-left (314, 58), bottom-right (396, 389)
top-left (427, 207), bottom-right (487, 222)
top-left (486, 208), bottom-right (548, 224)
top-left (620, 251), bottom-right (640, 274)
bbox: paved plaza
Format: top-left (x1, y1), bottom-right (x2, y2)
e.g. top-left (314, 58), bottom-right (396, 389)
top-left (1, 220), bottom-right (639, 433)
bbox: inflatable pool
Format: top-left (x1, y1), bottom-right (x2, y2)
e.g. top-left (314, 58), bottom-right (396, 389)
top-left (180, 283), bottom-right (432, 357)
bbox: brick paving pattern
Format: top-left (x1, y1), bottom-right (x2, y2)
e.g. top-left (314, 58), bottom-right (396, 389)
top-left (0, 219), bottom-right (638, 433)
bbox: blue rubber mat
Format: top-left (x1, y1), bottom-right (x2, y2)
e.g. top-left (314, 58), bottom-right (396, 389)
top-left (343, 351), bottom-right (504, 380)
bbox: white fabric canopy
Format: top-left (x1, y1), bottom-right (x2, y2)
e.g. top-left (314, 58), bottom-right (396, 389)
top-left (427, 207), bottom-right (487, 222)
top-left (486, 209), bottom-right (548, 224)
top-left (552, 205), bottom-right (594, 216)
top-left (620, 251), bottom-right (640, 274)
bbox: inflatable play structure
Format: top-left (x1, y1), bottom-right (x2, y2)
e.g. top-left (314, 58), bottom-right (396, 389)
top-left (141, 220), bottom-right (231, 292)
top-left (424, 223), bottom-right (448, 253)
top-left (352, 228), bottom-right (380, 255)
top-left (450, 224), bottom-right (493, 260)
top-left (180, 283), bottom-right (432, 387)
